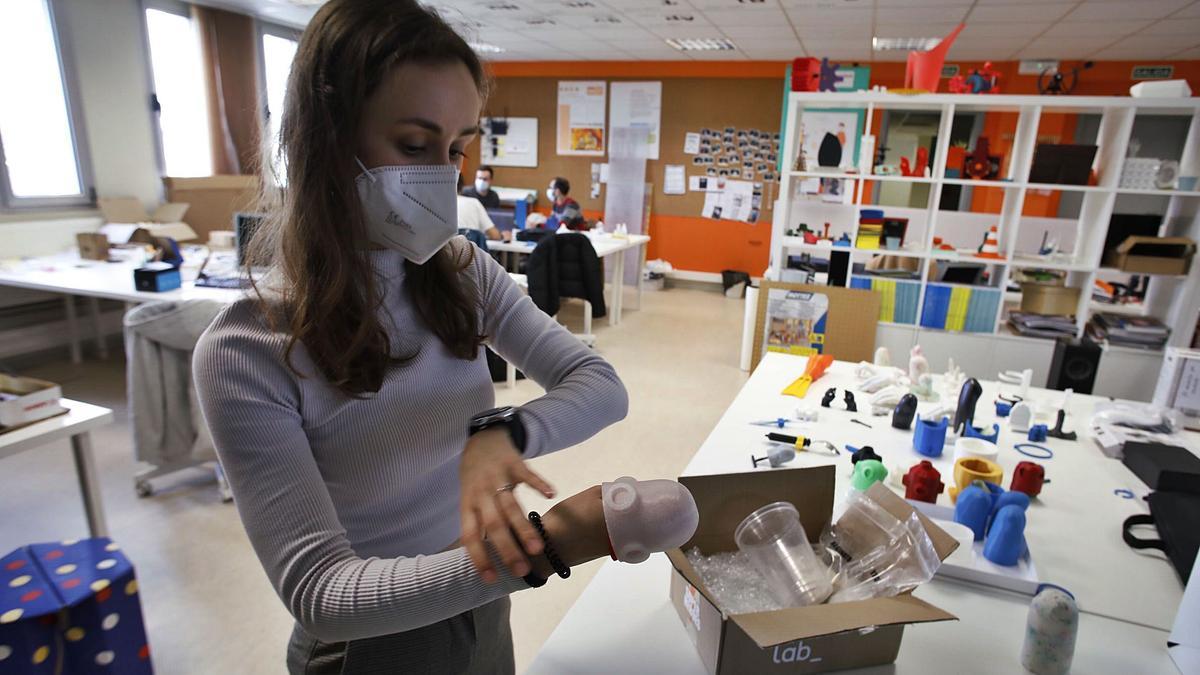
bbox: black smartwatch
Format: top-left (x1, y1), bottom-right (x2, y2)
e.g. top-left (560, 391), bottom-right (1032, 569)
top-left (468, 406), bottom-right (527, 454)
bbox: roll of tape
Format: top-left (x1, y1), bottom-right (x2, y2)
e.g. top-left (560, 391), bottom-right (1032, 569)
top-left (954, 436), bottom-right (999, 463)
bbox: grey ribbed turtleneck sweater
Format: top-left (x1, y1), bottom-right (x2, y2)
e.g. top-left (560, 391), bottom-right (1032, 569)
top-left (193, 238), bottom-right (628, 642)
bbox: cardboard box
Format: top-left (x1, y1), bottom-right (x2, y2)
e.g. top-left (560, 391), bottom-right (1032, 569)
top-left (163, 175), bottom-right (259, 243)
top-left (98, 197), bottom-right (198, 242)
top-left (0, 537), bottom-right (153, 673)
top-left (0, 374), bottom-right (64, 432)
top-left (75, 232), bottom-right (110, 261)
top-left (667, 468), bottom-right (958, 674)
top-left (1019, 282), bottom-right (1080, 316)
top-left (1114, 236), bottom-right (1196, 275)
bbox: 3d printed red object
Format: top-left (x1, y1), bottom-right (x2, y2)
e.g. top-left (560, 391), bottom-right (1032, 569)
top-left (904, 24), bottom-right (965, 92)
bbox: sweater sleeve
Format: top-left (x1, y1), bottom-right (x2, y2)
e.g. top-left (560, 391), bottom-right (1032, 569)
top-left (193, 303), bottom-right (528, 642)
top-left (470, 241), bottom-right (629, 457)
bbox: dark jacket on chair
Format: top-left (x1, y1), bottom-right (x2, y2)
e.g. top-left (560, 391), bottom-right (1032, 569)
top-left (525, 233), bottom-right (607, 319)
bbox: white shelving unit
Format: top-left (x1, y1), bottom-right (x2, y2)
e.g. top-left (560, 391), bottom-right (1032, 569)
top-left (770, 92), bottom-right (1200, 393)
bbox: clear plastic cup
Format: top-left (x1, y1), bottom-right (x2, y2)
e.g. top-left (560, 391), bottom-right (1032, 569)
top-left (734, 501), bottom-right (833, 607)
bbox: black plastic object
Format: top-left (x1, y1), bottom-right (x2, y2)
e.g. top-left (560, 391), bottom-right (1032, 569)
top-left (1122, 442), bottom-right (1200, 494)
top-left (1123, 490), bottom-right (1200, 582)
top-left (844, 391), bottom-right (857, 412)
top-left (1047, 337), bottom-right (1101, 395)
top-left (821, 387), bottom-right (837, 408)
top-left (952, 378), bottom-right (983, 434)
top-left (892, 394), bottom-right (919, 430)
top-left (1047, 409), bottom-right (1077, 441)
top-left (850, 446), bottom-right (881, 465)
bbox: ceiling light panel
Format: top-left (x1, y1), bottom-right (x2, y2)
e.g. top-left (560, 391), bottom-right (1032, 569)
top-left (665, 37), bottom-right (738, 51)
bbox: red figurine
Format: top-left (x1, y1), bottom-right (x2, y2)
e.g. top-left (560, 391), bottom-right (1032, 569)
top-left (1010, 461), bottom-right (1045, 498)
top-left (903, 460), bottom-right (945, 504)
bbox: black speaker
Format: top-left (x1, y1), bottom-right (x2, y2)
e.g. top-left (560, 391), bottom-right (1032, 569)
top-left (1046, 338), bottom-right (1101, 394)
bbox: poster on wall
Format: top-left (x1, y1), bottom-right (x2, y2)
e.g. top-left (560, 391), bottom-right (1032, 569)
top-left (609, 81), bottom-right (661, 160)
top-left (760, 289), bottom-right (829, 359)
top-left (479, 117), bottom-right (538, 168)
top-left (557, 81), bottom-right (607, 156)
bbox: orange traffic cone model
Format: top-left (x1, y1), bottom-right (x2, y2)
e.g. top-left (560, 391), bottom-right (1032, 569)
top-left (977, 225), bottom-right (1004, 259)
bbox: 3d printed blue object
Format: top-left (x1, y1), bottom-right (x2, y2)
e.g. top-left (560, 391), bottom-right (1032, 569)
top-left (964, 422), bottom-right (1000, 444)
top-left (1028, 424), bottom-right (1049, 442)
top-left (913, 416), bottom-right (949, 457)
top-left (954, 484), bottom-right (993, 540)
top-left (988, 490), bottom-right (1031, 536)
top-left (995, 401), bottom-right (1012, 417)
top-left (984, 505), bottom-right (1028, 566)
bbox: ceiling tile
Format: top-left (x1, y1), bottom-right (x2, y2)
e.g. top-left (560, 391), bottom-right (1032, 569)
top-left (1042, 20), bottom-right (1153, 38)
top-left (793, 23), bottom-right (873, 38)
top-left (873, 23), bottom-right (963, 39)
top-left (582, 26), bottom-right (661, 41)
top-left (689, 0), bottom-right (788, 8)
top-left (721, 25), bottom-right (798, 39)
top-left (948, 48), bottom-right (1023, 60)
top-left (874, 0), bottom-right (973, 5)
top-left (1109, 33), bottom-right (1200, 49)
top-left (1064, 0), bottom-right (1192, 21)
top-left (784, 7), bottom-right (872, 25)
top-left (967, 3), bottom-right (1074, 22)
top-left (1175, 2), bottom-right (1200, 17)
top-left (626, 9), bottom-right (714, 28)
top-left (1141, 17), bottom-right (1200, 34)
top-left (1016, 45), bottom-right (1100, 59)
top-left (876, 6), bottom-right (971, 23)
top-left (1172, 46), bottom-right (1200, 58)
top-left (779, 0), bottom-right (870, 7)
top-left (959, 23), bottom-right (1049, 38)
top-left (1092, 45), bottom-right (1187, 59)
top-left (646, 25), bottom-right (728, 39)
top-left (698, 8), bottom-right (790, 27)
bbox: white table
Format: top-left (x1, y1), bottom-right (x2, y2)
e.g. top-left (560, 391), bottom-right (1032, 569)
top-left (529, 354), bottom-right (1195, 673)
top-left (0, 399), bottom-right (114, 537)
top-left (489, 233), bottom-right (651, 326)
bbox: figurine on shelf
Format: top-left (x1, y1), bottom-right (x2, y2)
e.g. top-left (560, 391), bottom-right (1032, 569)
top-left (1038, 61), bottom-right (1093, 95)
top-left (947, 73), bottom-right (970, 94)
top-left (900, 147), bottom-right (930, 177)
top-left (909, 345), bottom-right (929, 383)
top-left (964, 62), bottom-right (1001, 94)
top-left (964, 137), bottom-right (1002, 180)
top-left (818, 57), bottom-right (844, 92)
top-left (977, 225), bottom-right (1003, 259)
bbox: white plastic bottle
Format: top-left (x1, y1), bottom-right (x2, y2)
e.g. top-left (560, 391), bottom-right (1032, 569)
top-left (1020, 584), bottom-right (1078, 675)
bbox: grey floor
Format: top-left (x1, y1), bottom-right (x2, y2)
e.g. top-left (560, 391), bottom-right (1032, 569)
top-left (0, 286), bottom-right (750, 674)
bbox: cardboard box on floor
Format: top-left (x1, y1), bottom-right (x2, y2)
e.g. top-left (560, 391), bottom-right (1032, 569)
top-left (667, 467), bottom-right (958, 674)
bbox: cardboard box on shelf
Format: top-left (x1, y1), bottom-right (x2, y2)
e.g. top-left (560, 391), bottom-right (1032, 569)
top-left (1114, 236), bottom-right (1196, 275)
top-left (1019, 283), bottom-right (1080, 316)
top-left (0, 373), bottom-right (64, 433)
top-left (667, 467), bottom-right (958, 674)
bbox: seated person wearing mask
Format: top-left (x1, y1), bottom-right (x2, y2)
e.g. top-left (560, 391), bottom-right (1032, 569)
top-left (457, 173), bottom-right (504, 240)
top-left (461, 164), bottom-right (501, 208)
top-left (544, 177), bottom-right (587, 231)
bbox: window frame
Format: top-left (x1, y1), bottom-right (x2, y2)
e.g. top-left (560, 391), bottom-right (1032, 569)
top-left (256, 20), bottom-right (301, 182)
top-left (0, 0), bottom-right (95, 211)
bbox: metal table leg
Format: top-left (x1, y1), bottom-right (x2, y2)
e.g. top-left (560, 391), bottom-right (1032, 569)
top-left (88, 296), bottom-right (108, 359)
top-left (70, 432), bottom-right (109, 537)
top-left (632, 243), bottom-right (647, 311)
top-left (63, 295), bottom-right (82, 364)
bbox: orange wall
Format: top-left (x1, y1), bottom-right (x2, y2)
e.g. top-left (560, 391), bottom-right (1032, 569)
top-left (488, 59), bottom-right (1200, 275)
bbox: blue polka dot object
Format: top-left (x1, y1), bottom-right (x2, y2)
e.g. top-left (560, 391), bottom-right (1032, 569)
top-left (0, 538), bottom-right (152, 673)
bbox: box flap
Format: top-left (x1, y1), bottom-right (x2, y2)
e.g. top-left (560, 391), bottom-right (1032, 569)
top-left (679, 466), bottom-right (836, 555)
top-left (730, 593), bottom-right (957, 648)
top-left (145, 221), bottom-right (198, 241)
top-left (865, 483), bottom-right (959, 562)
top-left (151, 202), bottom-right (190, 223)
top-left (98, 197), bottom-right (149, 223)
top-left (1116, 236), bottom-right (1197, 256)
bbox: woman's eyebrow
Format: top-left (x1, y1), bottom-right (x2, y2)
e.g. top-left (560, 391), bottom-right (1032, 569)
top-left (394, 117), bottom-right (479, 137)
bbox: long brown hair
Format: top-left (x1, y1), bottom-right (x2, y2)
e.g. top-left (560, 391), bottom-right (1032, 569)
top-left (250, 0), bottom-right (489, 396)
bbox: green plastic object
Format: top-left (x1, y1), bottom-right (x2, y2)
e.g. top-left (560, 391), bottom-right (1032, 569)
top-left (851, 459), bottom-right (889, 491)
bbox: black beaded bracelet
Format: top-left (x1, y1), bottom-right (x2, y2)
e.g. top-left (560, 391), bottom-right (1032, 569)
top-left (528, 511), bottom-right (570, 579)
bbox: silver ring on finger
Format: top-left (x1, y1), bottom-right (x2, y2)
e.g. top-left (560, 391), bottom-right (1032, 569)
top-left (495, 483), bottom-right (517, 495)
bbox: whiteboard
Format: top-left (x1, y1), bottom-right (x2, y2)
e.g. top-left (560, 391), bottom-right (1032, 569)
top-left (480, 117), bottom-right (538, 168)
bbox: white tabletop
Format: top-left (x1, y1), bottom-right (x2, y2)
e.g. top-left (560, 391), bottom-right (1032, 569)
top-left (681, 354), bottom-right (1192, 631)
top-left (0, 398), bottom-right (114, 459)
top-left (0, 252), bottom-right (243, 305)
top-left (526, 554), bottom-right (1177, 675)
top-left (488, 233), bottom-right (650, 256)
top-left (529, 353), bottom-right (1194, 673)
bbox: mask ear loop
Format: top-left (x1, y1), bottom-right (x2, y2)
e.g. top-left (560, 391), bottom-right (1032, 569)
top-left (355, 157), bottom-right (377, 183)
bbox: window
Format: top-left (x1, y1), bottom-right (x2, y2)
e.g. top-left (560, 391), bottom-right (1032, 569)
top-left (259, 26), bottom-right (298, 183)
top-left (144, 2), bottom-right (213, 177)
top-left (0, 0), bottom-right (91, 208)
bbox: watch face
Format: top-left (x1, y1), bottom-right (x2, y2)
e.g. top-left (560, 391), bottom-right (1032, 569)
top-left (472, 406), bottom-right (515, 428)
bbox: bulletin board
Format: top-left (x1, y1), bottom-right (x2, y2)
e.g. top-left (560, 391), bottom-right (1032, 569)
top-left (470, 76), bottom-right (785, 221)
top-left (480, 116), bottom-right (538, 168)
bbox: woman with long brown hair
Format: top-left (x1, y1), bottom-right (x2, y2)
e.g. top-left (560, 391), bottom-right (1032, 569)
top-left (193, 1), bottom-right (628, 671)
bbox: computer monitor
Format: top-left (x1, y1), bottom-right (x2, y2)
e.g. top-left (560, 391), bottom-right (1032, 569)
top-left (486, 208), bottom-right (516, 232)
top-left (234, 213), bottom-right (264, 267)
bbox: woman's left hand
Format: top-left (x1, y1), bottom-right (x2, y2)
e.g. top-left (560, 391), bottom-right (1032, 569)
top-left (459, 429), bottom-right (556, 583)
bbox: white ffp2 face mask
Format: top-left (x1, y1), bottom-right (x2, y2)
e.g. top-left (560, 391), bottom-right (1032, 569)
top-left (546, 188), bottom-right (557, 202)
top-left (355, 158), bottom-right (459, 264)
top-left (474, 178), bottom-right (490, 193)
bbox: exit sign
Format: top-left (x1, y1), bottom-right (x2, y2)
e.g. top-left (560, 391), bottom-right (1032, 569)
top-left (942, 65), bottom-right (959, 78)
top-left (1132, 65), bottom-right (1174, 80)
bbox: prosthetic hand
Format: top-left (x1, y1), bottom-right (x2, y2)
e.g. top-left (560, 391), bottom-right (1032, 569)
top-left (602, 477), bottom-right (699, 564)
